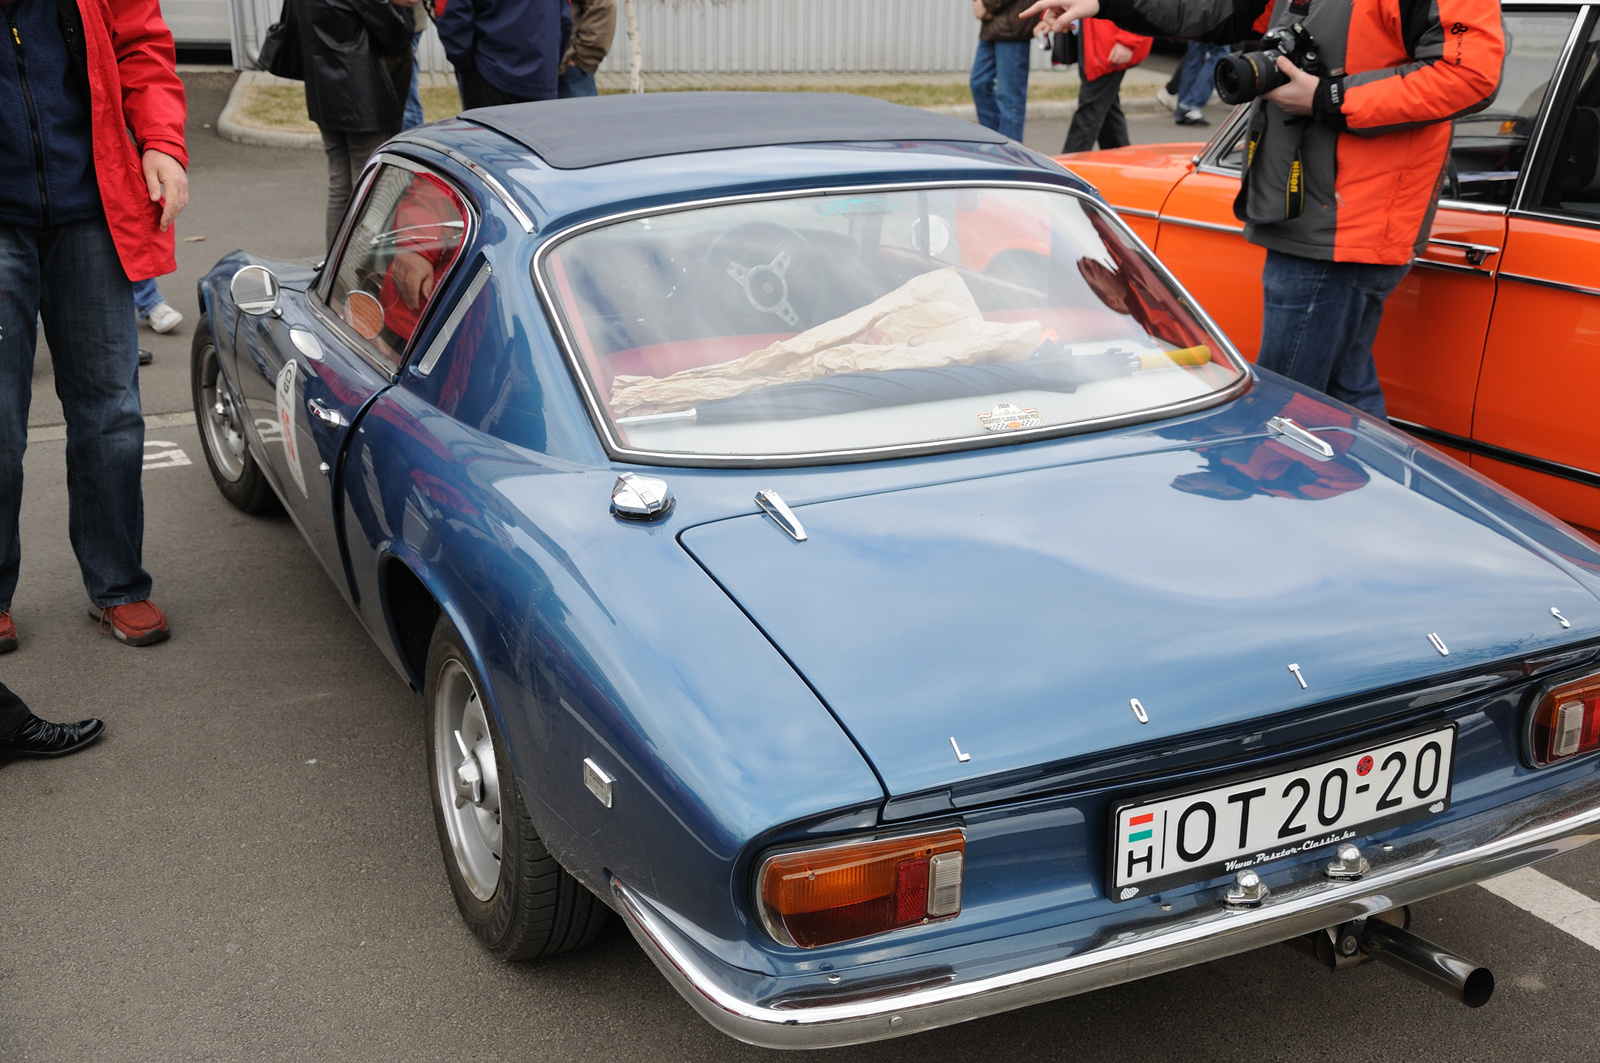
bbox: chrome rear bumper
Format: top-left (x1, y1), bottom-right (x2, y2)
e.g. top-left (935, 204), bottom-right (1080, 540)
top-left (611, 781), bottom-right (1600, 1050)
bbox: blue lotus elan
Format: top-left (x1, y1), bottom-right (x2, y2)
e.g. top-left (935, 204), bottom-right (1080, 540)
top-left (193, 93), bottom-right (1600, 1047)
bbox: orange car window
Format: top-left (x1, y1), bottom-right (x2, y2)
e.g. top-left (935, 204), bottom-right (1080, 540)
top-left (1447, 10), bottom-right (1578, 207)
top-left (1534, 19), bottom-right (1600, 218)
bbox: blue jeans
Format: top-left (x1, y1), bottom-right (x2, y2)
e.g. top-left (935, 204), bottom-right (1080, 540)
top-left (1257, 250), bottom-right (1411, 418)
top-left (558, 66), bottom-right (597, 98)
top-left (403, 34), bottom-right (424, 130)
top-left (0, 219), bottom-right (150, 611)
top-left (131, 277), bottom-right (163, 317)
top-left (970, 39), bottom-right (1030, 141)
top-left (1176, 41), bottom-right (1230, 114)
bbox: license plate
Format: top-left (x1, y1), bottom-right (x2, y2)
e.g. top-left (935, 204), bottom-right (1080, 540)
top-left (1109, 724), bottom-right (1456, 901)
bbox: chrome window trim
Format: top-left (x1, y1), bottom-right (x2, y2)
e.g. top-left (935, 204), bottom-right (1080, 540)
top-left (1392, 417), bottom-right (1600, 485)
top-left (404, 136), bottom-right (538, 234)
top-left (1195, 104), bottom-right (1252, 177)
top-left (1509, 6), bottom-right (1595, 213)
top-left (1114, 205), bottom-right (1160, 219)
top-left (414, 261), bottom-right (493, 377)
top-left (312, 151), bottom-right (481, 379)
top-left (1510, 205), bottom-right (1600, 231)
top-left (529, 180), bottom-right (1253, 470)
top-left (1435, 197), bottom-right (1510, 215)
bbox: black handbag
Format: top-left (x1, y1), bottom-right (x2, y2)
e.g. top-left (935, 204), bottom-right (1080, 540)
top-left (257, 0), bottom-right (304, 81)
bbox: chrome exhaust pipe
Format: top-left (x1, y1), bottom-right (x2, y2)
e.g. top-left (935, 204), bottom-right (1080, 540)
top-left (1361, 922), bottom-right (1494, 1008)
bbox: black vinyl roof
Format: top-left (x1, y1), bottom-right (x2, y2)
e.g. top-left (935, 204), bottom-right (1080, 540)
top-left (463, 92), bottom-right (1010, 170)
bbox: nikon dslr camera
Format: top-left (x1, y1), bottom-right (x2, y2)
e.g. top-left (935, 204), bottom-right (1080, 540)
top-left (1214, 23), bottom-right (1322, 105)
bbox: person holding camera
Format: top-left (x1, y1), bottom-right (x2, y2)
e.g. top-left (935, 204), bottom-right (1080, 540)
top-left (1023, 0), bottom-right (1505, 418)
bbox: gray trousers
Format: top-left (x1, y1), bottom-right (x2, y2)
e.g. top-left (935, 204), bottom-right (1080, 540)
top-left (320, 128), bottom-right (397, 249)
top-left (1063, 68), bottom-right (1129, 153)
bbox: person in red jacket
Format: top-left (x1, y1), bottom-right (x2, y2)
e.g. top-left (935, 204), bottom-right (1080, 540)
top-left (0, 0), bottom-right (188, 668)
top-left (1061, 17), bottom-right (1152, 152)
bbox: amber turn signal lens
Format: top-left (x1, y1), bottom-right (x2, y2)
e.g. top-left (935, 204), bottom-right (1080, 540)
top-left (1529, 673), bottom-right (1600, 766)
top-left (757, 830), bottom-right (965, 948)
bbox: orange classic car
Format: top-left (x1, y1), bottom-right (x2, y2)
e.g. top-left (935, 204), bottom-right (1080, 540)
top-left (1061, 0), bottom-right (1600, 540)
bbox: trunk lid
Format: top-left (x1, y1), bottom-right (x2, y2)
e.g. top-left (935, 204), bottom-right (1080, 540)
top-left (680, 427), bottom-right (1600, 798)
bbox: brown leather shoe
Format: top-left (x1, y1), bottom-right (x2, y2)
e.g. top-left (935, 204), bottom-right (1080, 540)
top-left (89, 600), bottom-right (170, 647)
top-left (0, 611), bottom-right (15, 654)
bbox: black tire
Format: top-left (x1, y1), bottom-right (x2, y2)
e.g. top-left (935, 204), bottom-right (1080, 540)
top-left (191, 315), bottom-right (280, 514)
top-left (424, 614), bottom-right (609, 960)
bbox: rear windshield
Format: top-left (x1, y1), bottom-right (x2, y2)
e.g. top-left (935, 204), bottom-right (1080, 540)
top-left (539, 185), bottom-right (1243, 462)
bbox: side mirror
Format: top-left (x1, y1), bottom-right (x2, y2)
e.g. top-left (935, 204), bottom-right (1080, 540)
top-left (230, 264), bottom-right (281, 316)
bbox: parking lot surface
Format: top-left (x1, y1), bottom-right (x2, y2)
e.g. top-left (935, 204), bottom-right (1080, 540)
top-left (4, 72), bottom-right (1600, 1063)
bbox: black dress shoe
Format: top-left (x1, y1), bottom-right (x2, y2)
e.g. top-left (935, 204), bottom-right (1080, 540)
top-left (0, 715), bottom-right (105, 760)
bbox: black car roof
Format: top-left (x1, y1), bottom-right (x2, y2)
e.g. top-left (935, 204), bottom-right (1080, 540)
top-left (463, 91), bottom-right (1011, 170)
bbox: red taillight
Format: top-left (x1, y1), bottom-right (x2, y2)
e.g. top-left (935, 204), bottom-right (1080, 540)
top-left (757, 830), bottom-right (965, 948)
top-left (1529, 673), bottom-right (1600, 766)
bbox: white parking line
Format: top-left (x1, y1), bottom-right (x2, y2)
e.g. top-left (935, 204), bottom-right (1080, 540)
top-left (1481, 867), bottom-right (1600, 951)
top-left (143, 440), bottom-right (192, 469)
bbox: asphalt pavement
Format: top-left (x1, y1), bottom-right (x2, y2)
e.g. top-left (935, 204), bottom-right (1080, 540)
top-left (4, 71), bottom-right (1600, 1063)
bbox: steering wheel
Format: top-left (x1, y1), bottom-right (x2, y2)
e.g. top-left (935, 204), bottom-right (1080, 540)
top-left (704, 222), bottom-right (826, 332)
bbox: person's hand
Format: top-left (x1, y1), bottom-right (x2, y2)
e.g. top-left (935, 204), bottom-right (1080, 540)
top-left (141, 149), bottom-right (189, 232)
top-left (1021, 0), bottom-right (1099, 34)
top-left (972, 0), bottom-right (991, 19)
top-left (390, 250), bottom-right (435, 310)
top-left (1108, 42), bottom-right (1134, 66)
top-left (1261, 56), bottom-right (1319, 115)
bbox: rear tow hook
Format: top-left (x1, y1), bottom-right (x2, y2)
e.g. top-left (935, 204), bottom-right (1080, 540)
top-left (1284, 907), bottom-right (1494, 1008)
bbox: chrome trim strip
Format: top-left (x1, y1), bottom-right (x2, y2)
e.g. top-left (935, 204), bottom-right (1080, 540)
top-left (1390, 418), bottom-right (1600, 488)
top-left (1114, 205), bottom-right (1160, 219)
top-left (404, 136), bottom-right (537, 233)
top-left (1436, 198), bottom-right (1511, 216)
top-left (1160, 215), bottom-right (1247, 235)
top-left (613, 782), bottom-right (1600, 1049)
top-left (415, 262), bottom-right (492, 377)
top-left (1498, 271), bottom-right (1600, 299)
top-left (1509, 8), bottom-right (1592, 214)
top-left (529, 180), bottom-right (1252, 469)
top-left (1414, 257), bottom-right (1488, 276)
top-left (1509, 206), bottom-right (1600, 232)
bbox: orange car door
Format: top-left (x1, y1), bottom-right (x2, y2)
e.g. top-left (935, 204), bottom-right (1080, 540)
top-left (1380, 8), bottom-right (1580, 451)
top-left (1473, 12), bottom-right (1600, 535)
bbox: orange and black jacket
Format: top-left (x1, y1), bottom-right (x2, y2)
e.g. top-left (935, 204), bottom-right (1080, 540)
top-left (1096, 0), bottom-right (1505, 264)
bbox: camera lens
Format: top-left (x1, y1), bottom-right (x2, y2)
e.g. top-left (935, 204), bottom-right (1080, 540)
top-left (1213, 50), bottom-right (1290, 106)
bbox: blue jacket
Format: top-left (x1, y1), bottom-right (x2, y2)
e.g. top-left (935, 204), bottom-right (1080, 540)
top-left (437, 0), bottom-right (569, 103)
top-left (0, 0), bottom-right (100, 227)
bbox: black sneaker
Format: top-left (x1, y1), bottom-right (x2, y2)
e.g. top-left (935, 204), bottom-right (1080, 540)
top-left (1176, 109), bottom-right (1211, 126)
top-left (138, 347), bottom-right (154, 366)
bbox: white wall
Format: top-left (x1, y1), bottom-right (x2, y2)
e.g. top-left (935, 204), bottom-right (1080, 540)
top-left (229, 0), bottom-right (1051, 76)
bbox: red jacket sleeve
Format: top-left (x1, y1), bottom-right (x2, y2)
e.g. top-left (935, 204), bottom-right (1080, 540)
top-left (110, 0), bottom-right (188, 167)
top-left (1316, 0), bottom-right (1505, 136)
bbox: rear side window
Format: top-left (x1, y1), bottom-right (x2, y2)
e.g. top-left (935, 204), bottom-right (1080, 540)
top-left (1534, 18), bottom-right (1600, 218)
top-left (1446, 10), bottom-right (1578, 205)
top-left (326, 164), bottom-right (469, 369)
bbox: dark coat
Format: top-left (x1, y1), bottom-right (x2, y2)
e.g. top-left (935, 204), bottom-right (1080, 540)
top-left (979, 0), bottom-right (1040, 42)
top-left (292, 0), bottom-right (414, 133)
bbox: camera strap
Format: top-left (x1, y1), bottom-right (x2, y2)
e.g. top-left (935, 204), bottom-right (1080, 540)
top-left (1233, 105), bottom-right (1309, 224)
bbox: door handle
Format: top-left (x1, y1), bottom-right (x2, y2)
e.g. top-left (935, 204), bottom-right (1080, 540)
top-left (306, 399), bottom-right (349, 429)
top-left (1426, 238), bottom-right (1499, 267)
